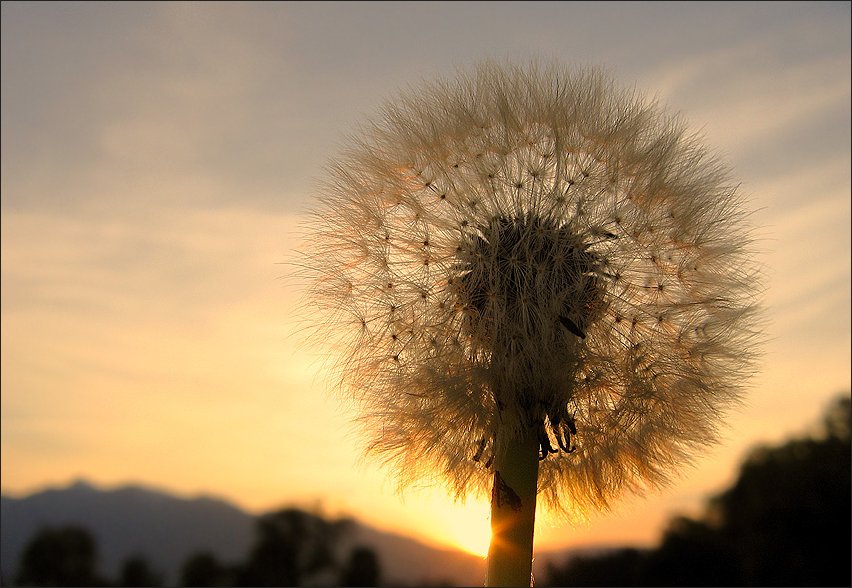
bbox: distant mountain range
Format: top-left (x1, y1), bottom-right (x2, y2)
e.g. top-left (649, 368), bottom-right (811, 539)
top-left (0, 480), bottom-right (606, 586)
top-left (1, 480), bottom-right (483, 585)
top-left (1, 481), bottom-right (256, 586)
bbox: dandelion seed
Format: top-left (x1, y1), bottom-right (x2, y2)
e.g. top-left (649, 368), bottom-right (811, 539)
top-left (301, 60), bottom-right (762, 587)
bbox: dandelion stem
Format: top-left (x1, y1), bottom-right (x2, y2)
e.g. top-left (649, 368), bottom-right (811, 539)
top-left (486, 429), bottom-right (540, 587)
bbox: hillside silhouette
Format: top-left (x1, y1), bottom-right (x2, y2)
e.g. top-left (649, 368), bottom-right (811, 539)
top-left (1, 482), bottom-right (254, 585)
top-left (1, 483), bottom-right (484, 586)
top-left (10, 508), bottom-right (379, 587)
top-left (544, 394), bottom-right (851, 586)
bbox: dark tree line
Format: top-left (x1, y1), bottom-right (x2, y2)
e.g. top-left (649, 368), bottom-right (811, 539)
top-left (13, 526), bottom-right (111, 587)
top-left (185, 509), bottom-right (381, 587)
top-left (545, 395), bottom-right (851, 587)
top-left (12, 509), bottom-right (381, 587)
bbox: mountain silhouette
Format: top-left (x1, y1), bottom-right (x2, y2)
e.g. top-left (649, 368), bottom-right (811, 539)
top-left (0, 480), bottom-right (491, 586)
top-left (1, 480), bottom-right (254, 585)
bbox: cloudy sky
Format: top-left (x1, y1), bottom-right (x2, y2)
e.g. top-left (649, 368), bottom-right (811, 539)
top-left (2, 1), bottom-right (849, 557)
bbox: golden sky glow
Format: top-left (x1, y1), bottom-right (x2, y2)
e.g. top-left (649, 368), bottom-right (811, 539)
top-left (1, 1), bottom-right (850, 556)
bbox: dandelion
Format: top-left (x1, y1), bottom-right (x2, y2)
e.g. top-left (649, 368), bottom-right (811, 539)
top-left (302, 61), bottom-right (761, 586)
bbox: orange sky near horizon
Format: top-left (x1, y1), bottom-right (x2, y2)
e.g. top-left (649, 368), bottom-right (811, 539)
top-left (2, 2), bottom-right (850, 558)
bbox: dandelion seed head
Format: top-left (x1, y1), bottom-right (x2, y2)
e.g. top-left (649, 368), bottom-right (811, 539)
top-left (301, 61), bottom-right (762, 516)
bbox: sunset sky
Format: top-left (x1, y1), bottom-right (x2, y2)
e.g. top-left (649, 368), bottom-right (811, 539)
top-left (2, 1), bottom-right (849, 558)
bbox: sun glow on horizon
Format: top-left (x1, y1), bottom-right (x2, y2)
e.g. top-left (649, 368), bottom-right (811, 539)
top-left (444, 499), bottom-right (492, 558)
top-left (454, 530), bottom-right (490, 559)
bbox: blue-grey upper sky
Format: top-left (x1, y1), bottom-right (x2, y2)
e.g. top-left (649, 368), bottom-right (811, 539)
top-left (4, 1), bottom-right (849, 213)
top-left (2, 1), bottom-right (850, 554)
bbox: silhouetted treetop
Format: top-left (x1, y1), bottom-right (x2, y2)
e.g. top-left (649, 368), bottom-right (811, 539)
top-left (545, 393), bottom-right (851, 587)
top-left (14, 525), bottom-right (109, 587)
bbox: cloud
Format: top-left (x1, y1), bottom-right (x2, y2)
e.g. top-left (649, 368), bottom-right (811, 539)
top-left (643, 30), bottom-right (850, 158)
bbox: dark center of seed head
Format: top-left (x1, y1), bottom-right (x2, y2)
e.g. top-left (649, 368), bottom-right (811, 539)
top-left (457, 215), bottom-right (604, 341)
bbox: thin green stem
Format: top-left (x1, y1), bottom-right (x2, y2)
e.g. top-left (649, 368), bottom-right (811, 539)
top-left (486, 430), bottom-right (540, 587)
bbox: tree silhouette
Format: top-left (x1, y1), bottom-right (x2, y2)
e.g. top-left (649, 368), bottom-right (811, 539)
top-left (14, 525), bottom-right (108, 586)
top-left (235, 508), bottom-right (350, 587)
top-left (118, 554), bottom-right (163, 587)
top-left (180, 551), bottom-right (235, 587)
top-left (708, 395), bottom-right (850, 586)
top-left (546, 548), bottom-right (645, 587)
top-left (175, 507), bottom-right (385, 587)
top-left (340, 545), bottom-right (382, 587)
top-left (545, 394), bottom-right (851, 586)
top-left (644, 516), bottom-right (742, 586)
top-left (12, 506), bottom-right (385, 587)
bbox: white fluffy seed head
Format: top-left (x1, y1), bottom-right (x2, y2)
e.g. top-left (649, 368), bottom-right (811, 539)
top-left (300, 61), bottom-right (763, 516)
